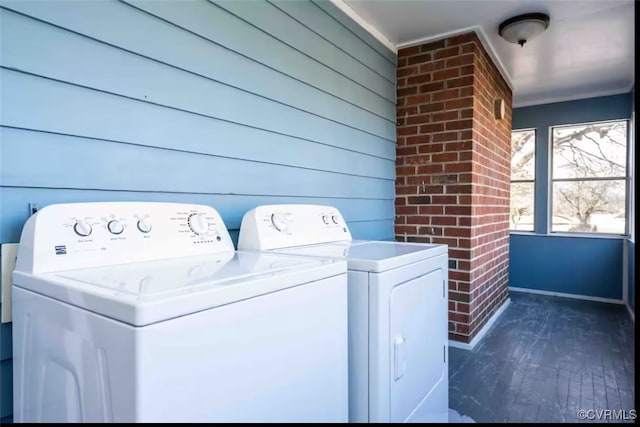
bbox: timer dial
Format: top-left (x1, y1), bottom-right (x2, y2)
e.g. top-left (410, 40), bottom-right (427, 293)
top-left (188, 213), bottom-right (210, 235)
top-left (271, 213), bottom-right (289, 232)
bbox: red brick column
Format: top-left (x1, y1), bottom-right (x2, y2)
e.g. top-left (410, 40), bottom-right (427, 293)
top-left (395, 33), bottom-right (512, 344)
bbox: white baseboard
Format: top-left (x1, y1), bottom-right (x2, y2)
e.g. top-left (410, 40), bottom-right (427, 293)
top-left (448, 298), bottom-right (511, 351)
top-left (509, 286), bottom-right (625, 305)
top-left (627, 304), bottom-right (635, 323)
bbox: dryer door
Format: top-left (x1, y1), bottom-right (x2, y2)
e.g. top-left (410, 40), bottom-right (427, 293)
top-left (389, 268), bottom-right (447, 422)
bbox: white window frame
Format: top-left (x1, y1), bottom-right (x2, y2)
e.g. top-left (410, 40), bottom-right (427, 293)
top-left (548, 118), bottom-right (630, 237)
top-left (628, 111), bottom-right (635, 241)
top-left (510, 128), bottom-right (536, 233)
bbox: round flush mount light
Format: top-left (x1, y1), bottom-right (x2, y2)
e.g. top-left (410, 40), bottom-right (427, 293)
top-left (498, 13), bottom-right (550, 47)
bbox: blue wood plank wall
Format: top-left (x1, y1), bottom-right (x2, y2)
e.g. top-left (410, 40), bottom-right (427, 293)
top-left (510, 94), bottom-right (632, 301)
top-left (0, 0), bottom-right (397, 419)
top-left (629, 240), bottom-right (635, 313)
top-left (628, 86), bottom-right (635, 314)
top-left (510, 235), bottom-right (624, 299)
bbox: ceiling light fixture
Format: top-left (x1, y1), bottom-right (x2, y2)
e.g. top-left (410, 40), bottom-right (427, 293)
top-left (498, 13), bottom-right (550, 47)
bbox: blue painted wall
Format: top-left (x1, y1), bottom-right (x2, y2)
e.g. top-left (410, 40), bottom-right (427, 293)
top-left (628, 86), bottom-right (635, 314)
top-left (0, 0), bottom-right (397, 419)
top-left (510, 94), bottom-right (632, 300)
top-left (629, 240), bottom-right (635, 312)
top-left (510, 234), bottom-right (623, 299)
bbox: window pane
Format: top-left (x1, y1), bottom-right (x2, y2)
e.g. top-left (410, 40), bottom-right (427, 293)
top-left (552, 121), bottom-right (627, 179)
top-left (552, 180), bottom-right (626, 234)
top-left (511, 130), bottom-right (535, 180)
top-left (510, 182), bottom-right (534, 231)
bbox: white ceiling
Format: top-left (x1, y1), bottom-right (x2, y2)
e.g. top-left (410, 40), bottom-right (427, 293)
top-left (339, 0), bottom-right (635, 107)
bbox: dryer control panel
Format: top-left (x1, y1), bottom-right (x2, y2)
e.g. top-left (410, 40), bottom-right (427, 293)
top-left (238, 204), bottom-right (352, 250)
top-left (14, 202), bottom-right (235, 274)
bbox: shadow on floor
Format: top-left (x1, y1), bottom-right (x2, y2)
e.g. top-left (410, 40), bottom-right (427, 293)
top-left (448, 291), bottom-right (635, 423)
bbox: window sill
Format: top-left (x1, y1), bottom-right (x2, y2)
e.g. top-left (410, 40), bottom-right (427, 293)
top-left (509, 231), bottom-right (628, 240)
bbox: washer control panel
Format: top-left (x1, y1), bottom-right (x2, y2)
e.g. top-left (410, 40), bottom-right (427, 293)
top-left (238, 204), bottom-right (352, 250)
top-left (15, 202), bottom-right (234, 274)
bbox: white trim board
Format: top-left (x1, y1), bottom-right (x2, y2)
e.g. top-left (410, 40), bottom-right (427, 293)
top-left (325, 3), bottom-right (631, 108)
top-left (325, 4), bottom-right (514, 91)
top-left (623, 238), bottom-right (629, 305)
top-left (448, 298), bottom-right (511, 351)
top-left (509, 287), bottom-right (625, 305)
top-left (328, 0), bottom-right (397, 53)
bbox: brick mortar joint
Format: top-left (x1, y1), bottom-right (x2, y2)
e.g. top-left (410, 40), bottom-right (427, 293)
top-left (468, 293), bottom-right (509, 328)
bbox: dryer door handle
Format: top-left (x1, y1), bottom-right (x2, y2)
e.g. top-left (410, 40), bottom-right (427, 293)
top-left (393, 336), bottom-right (406, 381)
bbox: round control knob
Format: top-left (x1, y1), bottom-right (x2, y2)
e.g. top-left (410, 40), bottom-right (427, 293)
top-left (271, 213), bottom-right (289, 232)
top-left (137, 219), bottom-right (152, 233)
top-left (107, 220), bottom-right (124, 235)
top-left (331, 215), bottom-right (339, 224)
top-left (73, 220), bottom-right (93, 237)
top-left (188, 213), bottom-right (210, 235)
top-left (321, 215), bottom-right (330, 224)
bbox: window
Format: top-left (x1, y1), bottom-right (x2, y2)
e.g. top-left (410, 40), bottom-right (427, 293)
top-left (510, 129), bottom-right (536, 231)
top-left (629, 111), bottom-right (635, 240)
top-left (550, 120), bottom-right (628, 234)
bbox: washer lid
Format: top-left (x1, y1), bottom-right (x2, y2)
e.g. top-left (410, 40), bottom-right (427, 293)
top-left (268, 241), bottom-right (447, 273)
top-left (12, 251), bottom-right (346, 326)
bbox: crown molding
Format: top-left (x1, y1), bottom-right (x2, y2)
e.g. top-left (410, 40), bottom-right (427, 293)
top-left (328, 0), bottom-right (397, 53)
top-left (514, 86), bottom-right (634, 109)
top-left (326, 3), bottom-right (635, 106)
top-left (326, 4), bottom-right (515, 90)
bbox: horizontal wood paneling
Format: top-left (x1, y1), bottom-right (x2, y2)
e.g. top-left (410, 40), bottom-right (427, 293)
top-left (311, 0), bottom-right (396, 64)
top-left (210, 0), bottom-right (396, 102)
top-left (0, 1), bottom-right (397, 418)
top-left (1, 7), bottom-right (393, 141)
top-left (0, 128), bottom-right (394, 199)
top-left (2, 1), bottom-right (395, 124)
top-left (0, 188), bottom-right (395, 244)
top-left (1, 66), bottom-right (395, 161)
top-left (268, 0), bottom-right (395, 82)
top-left (123, 0), bottom-right (396, 119)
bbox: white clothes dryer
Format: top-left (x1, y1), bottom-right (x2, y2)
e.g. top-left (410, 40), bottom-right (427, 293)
top-left (12, 202), bottom-right (348, 423)
top-left (238, 204), bottom-right (449, 423)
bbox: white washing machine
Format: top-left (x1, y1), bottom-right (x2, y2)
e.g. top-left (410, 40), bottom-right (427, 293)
top-left (238, 204), bottom-right (449, 423)
top-left (12, 202), bottom-right (348, 423)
